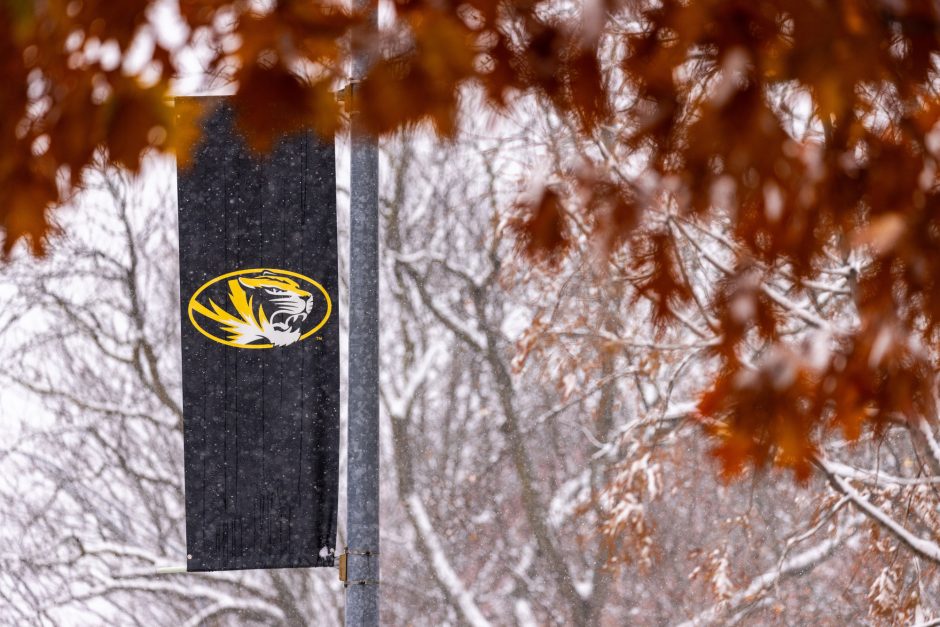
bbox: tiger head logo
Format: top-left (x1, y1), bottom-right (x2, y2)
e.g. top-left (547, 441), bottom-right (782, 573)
top-left (189, 269), bottom-right (331, 348)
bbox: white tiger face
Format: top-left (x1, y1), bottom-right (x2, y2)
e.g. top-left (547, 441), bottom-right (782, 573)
top-left (188, 268), bottom-right (332, 349)
top-left (234, 271), bottom-right (313, 345)
top-left (238, 272), bottom-right (313, 332)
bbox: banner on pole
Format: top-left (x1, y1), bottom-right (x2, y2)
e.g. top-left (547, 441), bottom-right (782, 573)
top-left (176, 98), bottom-right (339, 571)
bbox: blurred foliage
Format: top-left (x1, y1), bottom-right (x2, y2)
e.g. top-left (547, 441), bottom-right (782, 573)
top-left (511, 0), bottom-right (940, 481)
top-left (3, 0), bottom-right (940, 479)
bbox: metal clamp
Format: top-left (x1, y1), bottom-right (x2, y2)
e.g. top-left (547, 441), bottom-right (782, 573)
top-left (338, 546), bottom-right (379, 583)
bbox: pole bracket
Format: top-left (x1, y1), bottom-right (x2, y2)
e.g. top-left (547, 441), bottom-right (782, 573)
top-left (338, 546), bottom-right (379, 584)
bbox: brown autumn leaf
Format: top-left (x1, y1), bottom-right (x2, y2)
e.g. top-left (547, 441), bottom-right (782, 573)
top-left (103, 78), bottom-right (173, 172)
top-left (630, 230), bottom-right (693, 331)
top-left (178, 0), bottom-right (229, 28)
top-left (582, 175), bottom-right (637, 256)
top-left (564, 49), bottom-right (608, 132)
top-left (232, 64), bottom-right (337, 154)
top-left (478, 36), bottom-right (523, 107)
top-left (509, 188), bottom-right (571, 264)
top-left (698, 350), bottom-right (819, 481)
top-left (0, 164), bottom-right (57, 255)
top-left (853, 213), bottom-right (907, 256)
top-left (44, 81), bottom-right (105, 185)
top-left (172, 98), bottom-right (213, 171)
top-left (73, 0), bottom-right (152, 48)
top-left (820, 323), bottom-right (934, 441)
top-left (358, 11), bottom-right (476, 134)
top-left (710, 265), bottom-right (782, 361)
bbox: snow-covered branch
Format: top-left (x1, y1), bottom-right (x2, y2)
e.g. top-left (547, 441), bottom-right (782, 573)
top-left (816, 457), bottom-right (940, 563)
top-left (824, 459), bottom-right (940, 487)
top-left (678, 514), bottom-right (860, 626)
top-left (405, 494), bottom-right (492, 627)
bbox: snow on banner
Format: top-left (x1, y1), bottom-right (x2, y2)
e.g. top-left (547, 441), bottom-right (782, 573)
top-left (176, 98), bottom-right (339, 571)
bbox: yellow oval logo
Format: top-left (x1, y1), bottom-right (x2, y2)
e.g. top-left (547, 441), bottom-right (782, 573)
top-left (188, 268), bottom-right (332, 349)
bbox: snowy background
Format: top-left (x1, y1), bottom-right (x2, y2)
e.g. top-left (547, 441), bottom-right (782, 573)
top-left (2, 92), bottom-right (940, 625)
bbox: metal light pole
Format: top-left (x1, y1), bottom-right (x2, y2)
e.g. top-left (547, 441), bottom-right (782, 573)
top-left (345, 0), bottom-right (380, 622)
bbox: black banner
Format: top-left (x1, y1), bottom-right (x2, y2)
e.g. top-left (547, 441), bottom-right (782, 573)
top-left (176, 98), bottom-right (339, 571)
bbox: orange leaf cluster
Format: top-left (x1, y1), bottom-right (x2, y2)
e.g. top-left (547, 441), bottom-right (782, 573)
top-left (508, 1), bottom-right (940, 478)
top-left (698, 323), bottom-right (935, 480)
top-left (699, 350), bottom-right (819, 481)
top-left (629, 229), bottom-right (693, 331)
top-left (1, 0), bottom-right (619, 253)
top-left (4, 0), bottom-right (940, 482)
top-left (1, 0), bottom-right (176, 253)
top-left (509, 188), bottom-right (571, 264)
